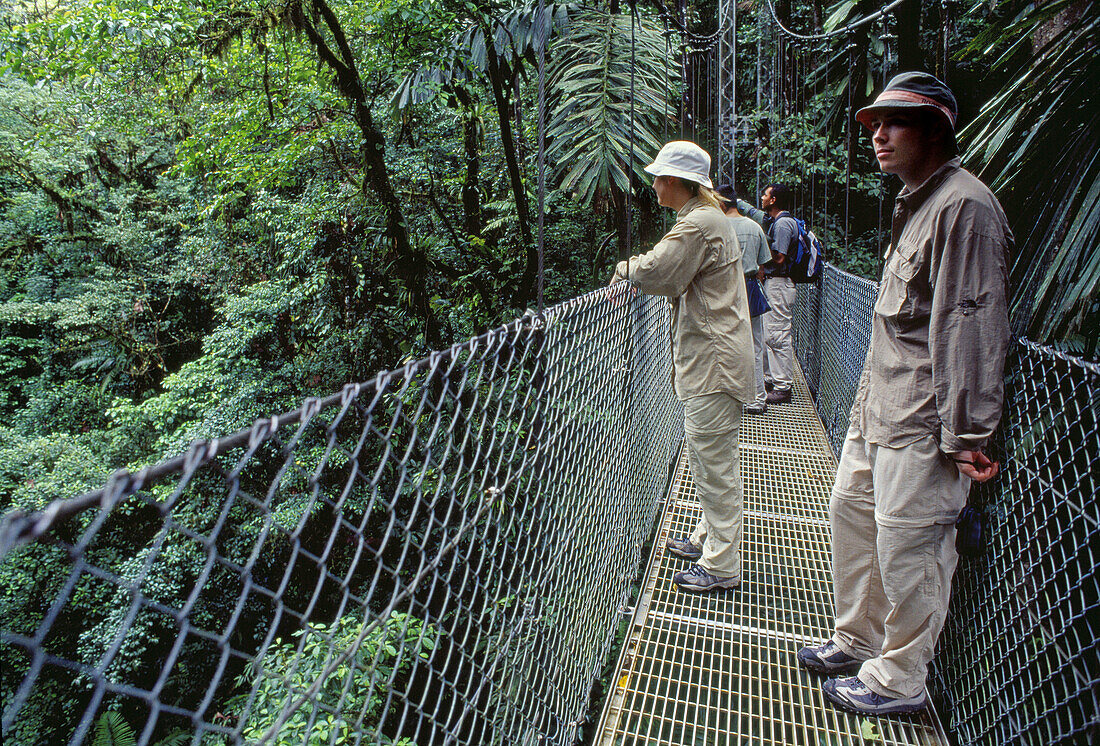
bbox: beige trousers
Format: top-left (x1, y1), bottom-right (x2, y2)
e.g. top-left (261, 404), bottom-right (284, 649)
top-left (763, 277), bottom-right (796, 391)
top-left (751, 315), bottom-right (767, 405)
top-left (829, 424), bottom-right (970, 698)
top-left (684, 393), bottom-right (743, 580)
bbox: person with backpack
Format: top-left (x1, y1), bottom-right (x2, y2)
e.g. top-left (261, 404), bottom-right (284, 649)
top-left (741, 183), bottom-right (799, 404)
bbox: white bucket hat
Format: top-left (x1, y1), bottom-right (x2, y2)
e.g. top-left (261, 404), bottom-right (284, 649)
top-left (643, 141), bottom-right (713, 189)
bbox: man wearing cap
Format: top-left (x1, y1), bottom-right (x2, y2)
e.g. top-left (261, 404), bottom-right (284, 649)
top-left (796, 72), bottom-right (1011, 715)
top-left (610, 141), bottom-right (755, 593)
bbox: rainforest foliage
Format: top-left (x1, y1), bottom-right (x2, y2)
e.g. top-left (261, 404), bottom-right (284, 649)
top-left (0, 0), bottom-right (1095, 743)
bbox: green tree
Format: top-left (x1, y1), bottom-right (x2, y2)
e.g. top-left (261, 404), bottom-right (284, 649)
top-left (960, 0), bottom-right (1099, 353)
top-left (233, 612), bottom-right (435, 745)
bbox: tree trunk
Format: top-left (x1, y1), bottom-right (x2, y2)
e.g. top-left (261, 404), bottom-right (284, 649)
top-left (294, 0), bottom-right (440, 346)
top-left (462, 107), bottom-right (483, 240)
top-left (485, 40), bottom-right (537, 305)
top-left (1032, 0), bottom-right (1088, 52)
top-left (895, 0), bottom-right (923, 76)
top-left (609, 182), bottom-right (629, 264)
top-left (512, 72), bottom-right (528, 167)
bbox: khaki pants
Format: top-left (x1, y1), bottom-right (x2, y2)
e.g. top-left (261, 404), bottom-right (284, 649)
top-left (684, 393), bottom-right (743, 580)
top-left (751, 314), bottom-right (766, 405)
top-left (763, 278), bottom-right (796, 391)
top-left (829, 424), bottom-right (970, 698)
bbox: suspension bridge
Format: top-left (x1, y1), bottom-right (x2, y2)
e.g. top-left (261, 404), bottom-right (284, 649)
top-left (2, 2), bottom-right (1098, 746)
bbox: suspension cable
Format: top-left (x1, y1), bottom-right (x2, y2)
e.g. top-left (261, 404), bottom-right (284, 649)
top-left (763, 0), bottom-right (910, 41)
top-left (536, 0), bottom-right (547, 311)
top-left (877, 12), bottom-right (893, 272)
top-left (627, 0), bottom-right (637, 257)
top-left (679, 0), bottom-right (688, 139)
top-left (844, 35), bottom-right (854, 255)
top-left (645, 0), bottom-right (729, 47)
top-left (819, 39), bottom-right (827, 243)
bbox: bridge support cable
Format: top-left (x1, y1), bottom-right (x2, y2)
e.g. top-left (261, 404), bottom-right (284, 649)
top-left (716, 0), bottom-right (736, 186)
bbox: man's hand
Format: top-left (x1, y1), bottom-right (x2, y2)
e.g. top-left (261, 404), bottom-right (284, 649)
top-left (951, 449), bottom-right (999, 482)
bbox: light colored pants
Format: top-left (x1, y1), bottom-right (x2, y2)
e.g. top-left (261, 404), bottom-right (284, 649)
top-left (829, 424), bottom-right (970, 698)
top-left (751, 315), bottom-right (766, 405)
top-left (763, 277), bottom-right (796, 391)
top-left (684, 393), bottom-right (743, 580)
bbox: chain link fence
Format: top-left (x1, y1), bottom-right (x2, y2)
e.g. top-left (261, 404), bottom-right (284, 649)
top-left (793, 264), bottom-right (1100, 746)
top-left (792, 264), bottom-right (878, 455)
top-left (936, 340), bottom-right (1100, 746)
top-left (0, 286), bottom-right (682, 746)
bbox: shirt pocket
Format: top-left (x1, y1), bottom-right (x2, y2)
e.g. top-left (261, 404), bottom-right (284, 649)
top-left (873, 239), bottom-right (922, 322)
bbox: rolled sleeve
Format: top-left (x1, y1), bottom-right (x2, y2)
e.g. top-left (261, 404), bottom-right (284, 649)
top-left (929, 203), bottom-right (1011, 453)
top-left (616, 221), bottom-right (708, 298)
top-left (737, 199), bottom-right (766, 226)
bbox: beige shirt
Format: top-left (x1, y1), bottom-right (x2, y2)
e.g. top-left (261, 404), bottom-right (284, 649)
top-left (616, 197), bottom-right (754, 402)
top-left (853, 159), bottom-right (1012, 453)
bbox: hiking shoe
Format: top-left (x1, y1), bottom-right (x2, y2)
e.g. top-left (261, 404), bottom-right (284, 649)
top-left (797, 640), bottom-right (862, 674)
top-left (673, 564), bottom-right (739, 592)
top-left (822, 676), bottom-right (928, 715)
top-left (766, 388), bottom-right (792, 404)
top-left (744, 401), bottom-right (767, 415)
top-left (665, 536), bottom-right (703, 560)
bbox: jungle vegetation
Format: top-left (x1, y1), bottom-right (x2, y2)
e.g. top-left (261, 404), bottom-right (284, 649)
top-left (0, 0), bottom-right (1095, 743)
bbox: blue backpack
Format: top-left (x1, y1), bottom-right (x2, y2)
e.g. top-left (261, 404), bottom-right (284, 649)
top-left (790, 218), bottom-right (825, 283)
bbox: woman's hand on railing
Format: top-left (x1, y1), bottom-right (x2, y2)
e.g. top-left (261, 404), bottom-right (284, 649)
top-left (607, 273), bottom-right (638, 304)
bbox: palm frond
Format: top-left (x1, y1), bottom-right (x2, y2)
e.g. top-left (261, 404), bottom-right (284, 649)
top-left (544, 8), bottom-right (675, 207)
top-left (391, 2), bottom-right (577, 111)
top-left (93, 711), bottom-right (136, 746)
top-left (961, 1), bottom-right (1099, 350)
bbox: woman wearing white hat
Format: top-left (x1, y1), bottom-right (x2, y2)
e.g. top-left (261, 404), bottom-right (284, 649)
top-left (609, 141), bottom-right (755, 592)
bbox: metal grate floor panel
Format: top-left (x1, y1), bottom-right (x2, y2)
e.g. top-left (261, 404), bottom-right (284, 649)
top-left (597, 365), bottom-right (950, 746)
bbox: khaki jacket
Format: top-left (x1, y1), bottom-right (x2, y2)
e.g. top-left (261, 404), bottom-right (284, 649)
top-left (853, 159), bottom-right (1012, 453)
top-left (616, 197), bottom-right (755, 402)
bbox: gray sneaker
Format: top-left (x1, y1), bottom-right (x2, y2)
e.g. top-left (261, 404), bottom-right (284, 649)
top-left (744, 401), bottom-right (767, 415)
top-left (823, 676), bottom-right (928, 715)
top-left (665, 536), bottom-right (703, 560)
top-left (797, 640), bottom-right (862, 674)
top-left (673, 564), bottom-right (739, 592)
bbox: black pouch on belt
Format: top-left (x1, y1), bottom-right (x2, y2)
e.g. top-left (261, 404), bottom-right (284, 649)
top-left (955, 504), bottom-right (985, 557)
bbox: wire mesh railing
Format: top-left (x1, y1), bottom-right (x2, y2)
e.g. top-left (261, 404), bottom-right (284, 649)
top-left (791, 263), bottom-right (878, 455)
top-left (937, 340), bottom-right (1100, 746)
top-left (4, 261), bottom-right (1097, 746)
top-left (792, 263), bottom-right (1100, 746)
top-left (0, 286), bottom-right (683, 746)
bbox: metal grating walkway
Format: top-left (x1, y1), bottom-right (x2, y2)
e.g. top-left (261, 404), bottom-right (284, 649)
top-left (596, 366), bottom-right (950, 746)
